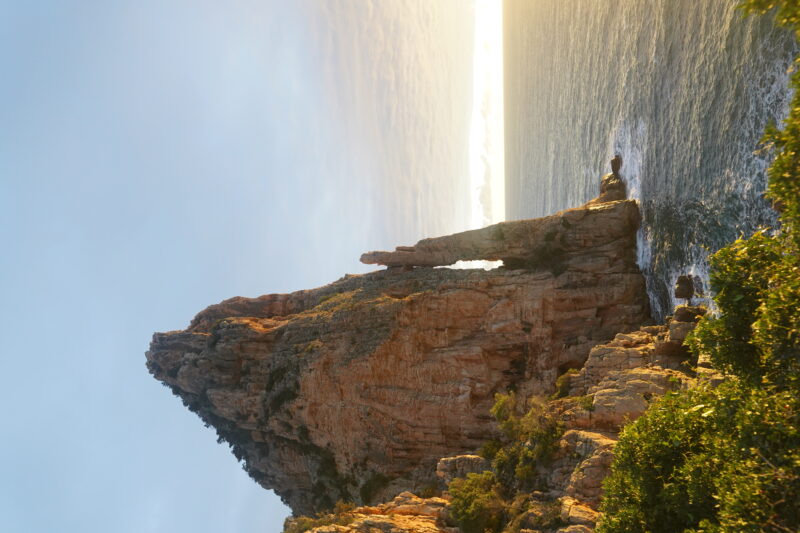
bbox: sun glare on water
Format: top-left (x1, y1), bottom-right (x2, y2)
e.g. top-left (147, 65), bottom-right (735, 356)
top-left (469, 0), bottom-right (505, 230)
top-left (451, 0), bottom-right (505, 271)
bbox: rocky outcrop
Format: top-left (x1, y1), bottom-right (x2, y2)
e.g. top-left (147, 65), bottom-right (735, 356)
top-left (147, 198), bottom-right (649, 516)
top-left (288, 307), bottom-right (708, 533)
top-left (540, 305), bottom-right (707, 530)
top-left (360, 200), bottom-right (640, 270)
top-left (435, 455), bottom-right (490, 487)
top-left (284, 492), bottom-right (455, 533)
top-left (586, 174), bottom-right (626, 206)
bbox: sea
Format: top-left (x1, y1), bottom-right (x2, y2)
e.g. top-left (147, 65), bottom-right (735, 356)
top-left (504, 0), bottom-right (798, 319)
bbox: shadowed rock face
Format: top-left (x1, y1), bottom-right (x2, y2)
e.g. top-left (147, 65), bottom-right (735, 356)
top-left (146, 199), bottom-right (649, 516)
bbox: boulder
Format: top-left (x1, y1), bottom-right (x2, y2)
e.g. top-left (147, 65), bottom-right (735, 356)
top-left (435, 455), bottom-right (490, 486)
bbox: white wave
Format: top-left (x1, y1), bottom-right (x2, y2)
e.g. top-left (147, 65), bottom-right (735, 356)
top-left (608, 118), bottom-right (647, 203)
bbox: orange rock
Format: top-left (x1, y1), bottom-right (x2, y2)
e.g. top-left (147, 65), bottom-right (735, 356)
top-left (147, 198), bottom-right (649, 516)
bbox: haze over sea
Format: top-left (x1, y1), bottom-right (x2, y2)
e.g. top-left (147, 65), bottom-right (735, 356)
top-left (0, 2), bottom-right (495, 532)
top-left (505, 0), bottom-right (798, 318)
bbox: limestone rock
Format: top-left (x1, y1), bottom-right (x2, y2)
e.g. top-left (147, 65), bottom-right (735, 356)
top-left (373, 492), bottom-right (450, 519)
top-left (589, 367), bottom-right (683, 429)
top-left (308, 312), bottom-right (707, 532)
top-left (516, 499), bottom-right (564, 530)
top-left (560, 497), bottom-right (599, 527)
top-left (585, 174), bottom-right (626, 206)
top-left (668, 320), bottom-right (695, 344)
top-left (360, 200), bottom-right (640, 270)
top-left (435, 455), bottom-right (490, 487)
top-left (555, 526), bottom-right (593, 533)
top-left (542, 316), bottom-right (702, 529)
top-left (285, 493), bottom-right (453, 533)
top-left (599, 174), bottom-right (626, 203)
top-left (147, 199), bottom-right (649, 516)
top-left (674, 275), bottom-right (695, 299)
top-left (561, 431), bottom-right (616, 506)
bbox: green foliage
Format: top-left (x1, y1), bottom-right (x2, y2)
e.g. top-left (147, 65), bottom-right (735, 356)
top-left (709, 388), bottom-right (800, 532)
top-left (686, 231), bottom-right (782, 383)
top-left (598, 4), bottom-right (800, 530)
top-left (478, 439), bottom-right (502, 461)
top-left (520, 499), bottom-right (564, 531)
top-left (687, 228), bottom-right (800, 387)
top-left (576, 394), bottom-right (595, 412)
top-left (448, 471), bottom-right (507, 533)
top-left (598, 387), bottom-right (722, 532)
top-left (599, 383), bottom-right (800, 532)
top-left (417, 482), bottom-right (441, 499)
top-left (489, 393), bottom-right (564, 491)
top-left (553, 368), bottom-right (579, 399)
top-left (739, 1), bottom-right (800, 40)
top-left (450, 393), bottom-right (564, 533)
top-left (499, 497), bottom-right (563, 533)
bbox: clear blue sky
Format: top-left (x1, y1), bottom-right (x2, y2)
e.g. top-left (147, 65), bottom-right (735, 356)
top-left (0, 1), bottom-right (476, 532)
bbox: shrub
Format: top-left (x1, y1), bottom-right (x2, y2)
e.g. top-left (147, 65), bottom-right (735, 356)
top-left (489, 393), bottom-right (564, 491)
top-left (598, 387), bottom-right (721, 532)
top-left (576, 394), bottom-right (595, 412)
top-left (599, 383), bottom-right (800, 532)
top-left (709, 387), bottom-right (800, 532)
top-left (478, 439), bottom-right (502, 461)
top-left (553, 368), bottom-right (579, 399)
top-left (686, 231), bottom-right (781, 383)
top-left (451, 393), bottom-right (564, 533)
top-left (448, 471), bottom-right (506, 533)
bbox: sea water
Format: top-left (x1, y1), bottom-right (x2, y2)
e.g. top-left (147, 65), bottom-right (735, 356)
top-left (504, 0), bottom-right (798, 319)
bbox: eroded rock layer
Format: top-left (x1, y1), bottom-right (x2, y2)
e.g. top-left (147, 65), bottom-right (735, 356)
top-left (290, 307), bottom-right (708, 533)
top-left (146, 199), bottom-right (649, 516)
top-left (360, 199), bottom-right (640, 271)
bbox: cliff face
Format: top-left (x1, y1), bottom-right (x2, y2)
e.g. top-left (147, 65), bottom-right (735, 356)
top-left (278, 310), bottom-right (705, 532)
top-left (146, 199), bottom-right (649, 516)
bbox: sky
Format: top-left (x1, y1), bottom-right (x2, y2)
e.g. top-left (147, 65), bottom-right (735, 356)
top-left (0, 1), bottom-right (503, 532)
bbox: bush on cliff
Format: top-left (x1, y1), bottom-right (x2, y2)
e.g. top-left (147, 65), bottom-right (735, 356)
top-left (598, 387), bottom-right (720, 532)
top-left (599, 382), bottom-right (800, 532)
top-left (449, 393), bottom-right (564, 533)
top-left (598, 2), bottom-right (800, 531)
top-left (488, 393), bottom-right (563, 492)
top-left (448, 471), bottom-right (506, 533)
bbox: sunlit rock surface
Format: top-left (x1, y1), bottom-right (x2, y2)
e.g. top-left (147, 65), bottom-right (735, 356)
top-left (146, 199), bottom-right (649, 516)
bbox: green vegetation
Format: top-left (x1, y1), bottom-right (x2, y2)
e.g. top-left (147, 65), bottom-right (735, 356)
top-left (449, 393), bottom-right (564, 533)
top-left (575, 394), bottom-right (595, 412)
top-left (449, 472), bottom-right (507, 533)
top-left (598, 3), bottom-right (800, 531)
top-left (489, 394), bottom-right (563, 491)
top-left (553, 368), bottom-right (579, 398)
top-left (599, 382), bottom-right (800, 532)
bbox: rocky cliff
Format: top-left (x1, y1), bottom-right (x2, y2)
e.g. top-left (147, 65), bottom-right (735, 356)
top-left (280, 307), bottom-right (706, 533)
top-left (146, 197), bottom-right (650, 517)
